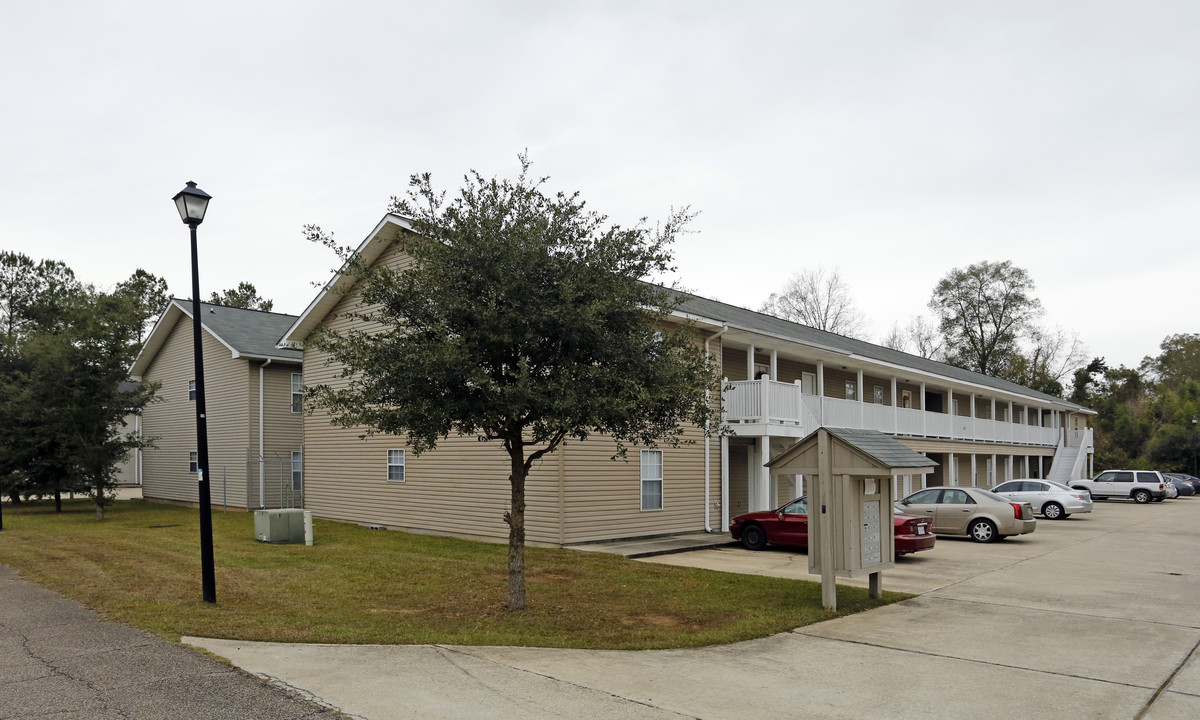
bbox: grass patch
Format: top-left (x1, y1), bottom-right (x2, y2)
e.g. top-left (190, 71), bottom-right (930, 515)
top-left (0, 499), bottom-right (910, 649)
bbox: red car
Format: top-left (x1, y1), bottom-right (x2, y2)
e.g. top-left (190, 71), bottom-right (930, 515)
top-left (729, 496), bottom-right (936, 555)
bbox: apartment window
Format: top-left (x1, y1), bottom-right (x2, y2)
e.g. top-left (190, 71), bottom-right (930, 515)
top-left (188, 380), bottom-right (196, 402)
top-left (640, 450), bottom-right (663, 511)
top-left (291, 451), bottom-right (303, 491)
top-left (291, 373), bottom-right (303, 413)
top-left (387, 449), bottom-right (405, 482)
top-left (873, 386), bottom-right (884, 404)
top-left (188, 451), bottom-right (198, 473)
top-left (845, 381), bottom-right (856, 401)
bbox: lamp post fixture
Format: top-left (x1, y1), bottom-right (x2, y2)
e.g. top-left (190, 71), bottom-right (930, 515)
top-left (173, 181), bottom-right (216, 604)
top-left (1192, 416), bottom-right (1198, 478)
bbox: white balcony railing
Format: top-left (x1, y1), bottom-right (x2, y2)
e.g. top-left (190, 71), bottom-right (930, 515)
top-left (722, 378), bottom-right (1064, 447)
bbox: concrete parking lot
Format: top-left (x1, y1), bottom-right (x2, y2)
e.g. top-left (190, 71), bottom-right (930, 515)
top-left (189, 497), bottom-right (1200, 720)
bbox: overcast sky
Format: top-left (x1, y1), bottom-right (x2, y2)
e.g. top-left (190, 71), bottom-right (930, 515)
top-left (2, 1), bottom-right (1196, 371)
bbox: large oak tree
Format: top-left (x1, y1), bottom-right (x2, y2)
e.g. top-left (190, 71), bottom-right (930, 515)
top-left (306, 157), bottom-right (721, 610)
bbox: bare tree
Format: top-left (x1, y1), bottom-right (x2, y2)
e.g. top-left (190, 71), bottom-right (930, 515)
top-left (881, 322), bottom-right (907, 352)
top-left (760, 267), bottom-right (867, 338)
top-left (906, 314), bottom-right (944, 360)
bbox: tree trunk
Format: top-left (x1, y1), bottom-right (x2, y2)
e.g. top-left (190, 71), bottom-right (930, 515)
top-left (7, 488), bottom-right (20, 505)
top-left (505, 452), bottom-right (527, 611)
top-left (54, 487), bottom-right (62, 513)
top-left (95, 503), bottom-right (105, 521)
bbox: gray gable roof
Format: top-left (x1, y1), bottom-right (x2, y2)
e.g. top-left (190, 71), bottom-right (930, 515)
top-left (671, 290), bottom-right (1089, 412)
top-left (823, 427), bottom-right (939, 469)
top-left (172, 300), bottom-right (302, 361)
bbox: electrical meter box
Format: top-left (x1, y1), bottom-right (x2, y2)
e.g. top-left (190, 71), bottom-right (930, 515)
top-left (767, 427), bottom-right (936, 609)
top-left (254, 508), bottom-right (306, 544)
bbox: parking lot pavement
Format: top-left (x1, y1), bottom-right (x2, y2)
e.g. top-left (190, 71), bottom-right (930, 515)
top-left (186, 498), bottom-right (1200, 720)
top-left (0, 565), bottom-right (343, 720)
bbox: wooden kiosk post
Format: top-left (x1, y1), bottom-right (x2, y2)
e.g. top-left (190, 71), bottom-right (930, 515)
top-left (765, 427), bottom-right (936, 611)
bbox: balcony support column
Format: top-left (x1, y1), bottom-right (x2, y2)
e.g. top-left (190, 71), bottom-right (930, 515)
top-left (920, 382), bottom-right (927, 437)
top-left (720, 434), bottom-right (730, 529)
top-left (1007, 455), bottom-right (1014, 483)
top-left (857, 368), bottom-right (865, 427)
top-left (971, 453), bottom-right (977, 486)
top-left (891, 376), bottom-right (898, 433)
top-left (991, 453), bottom-right (997, 486)
top-left (948, 452), bottom-right (957, 486)
top-left (759, 376), bottom-right (770, 425)
top-left (754, 436), bottom-right (772, 512)
top-left (970, 393), bottom-right (977, 439)
top-left (747, 344), bottom-right (755, 380)
top-left (769, 349), bottom-right (777, 381)
top-left (816, 361), bottom-right (825, 426)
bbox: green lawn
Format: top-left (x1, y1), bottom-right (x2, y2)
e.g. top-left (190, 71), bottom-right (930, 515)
top-left (0, 499), bottom-right (909, 649)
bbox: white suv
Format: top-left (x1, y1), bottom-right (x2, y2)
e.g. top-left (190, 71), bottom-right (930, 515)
top-left (1071, 470), bottom-right (1169, 504)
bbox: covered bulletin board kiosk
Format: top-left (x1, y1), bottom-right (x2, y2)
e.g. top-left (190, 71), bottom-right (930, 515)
top-left (766, 427), bottom-right (936, 611)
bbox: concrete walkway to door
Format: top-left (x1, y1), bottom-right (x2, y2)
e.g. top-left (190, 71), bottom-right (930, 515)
top-left (188, 498), bottom-right (1200, 719)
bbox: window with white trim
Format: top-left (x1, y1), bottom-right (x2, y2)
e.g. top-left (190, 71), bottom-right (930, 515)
top-left (873, 386), bottom-right (884, 404)
top-left (291, 373), bottom-right (303, 414)
top-left (291, 451), bottom-right (303, 491)
top-left (188, 451), bottom-right (198, 473)
top-left (387, 449), bottom-right (405, 482)
top-left (188, 380), bottom-right (196, 402)
top-left (845, 380), bottom-right (856, 401)
top-left (640, 450), bottom-right (663, 511)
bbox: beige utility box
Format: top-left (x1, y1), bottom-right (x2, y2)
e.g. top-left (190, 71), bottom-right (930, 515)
top-left (766, 427), bottom-right (936, 610)
top-left (254, 508), bottom-right (306, 544)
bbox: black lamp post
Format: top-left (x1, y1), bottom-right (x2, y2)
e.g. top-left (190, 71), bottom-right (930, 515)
top-left (173, 181), bottom-right (216, 604)
top-left (1192, 416), bottom-right (1198, 478)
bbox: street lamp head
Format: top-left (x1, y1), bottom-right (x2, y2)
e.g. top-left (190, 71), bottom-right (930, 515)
top-left (173, 181), bottom-right (211, 226)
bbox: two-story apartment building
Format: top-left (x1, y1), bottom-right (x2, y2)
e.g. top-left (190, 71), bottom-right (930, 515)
top-left (130, 300), bottom-right (305, 510)
top-left (278, 214), bottom-right (1094, 546)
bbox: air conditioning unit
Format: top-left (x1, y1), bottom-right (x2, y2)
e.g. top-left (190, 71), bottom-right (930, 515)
top-left (254, 509), bottom-right (306, 544)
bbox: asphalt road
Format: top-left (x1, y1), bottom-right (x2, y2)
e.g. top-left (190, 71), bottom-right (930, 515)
top-left (0, 564), bottom-right (343, 720)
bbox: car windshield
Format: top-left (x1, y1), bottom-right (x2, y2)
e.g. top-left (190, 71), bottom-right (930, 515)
top-left (974, 488), bottom-right (1010, 503)
top-left (781, 497), bottom-right (807, 515)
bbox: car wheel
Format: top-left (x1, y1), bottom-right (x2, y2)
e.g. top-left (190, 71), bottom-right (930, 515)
top-left (741, 523), bottom-right (768, 551)
top-left (968, 519), bottom-right (998, 543)
top-left (1042, 502), bottom-right (1065, 520)
top-left (1133, 489), bottom-right (1152, 504)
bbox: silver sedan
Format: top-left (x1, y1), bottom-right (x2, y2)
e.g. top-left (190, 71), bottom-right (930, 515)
top-left (896, 486), bottom-right (1036, 543)
top-left (991, 479), bottom-right (1093, 520)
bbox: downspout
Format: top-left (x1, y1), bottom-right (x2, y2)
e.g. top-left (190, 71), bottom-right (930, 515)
top-left (259, 359), bottom-right (272, 509)
top-left (136, 413), bottom-right (142, 486)
top-left (704, 324), bottom-right (729, 532)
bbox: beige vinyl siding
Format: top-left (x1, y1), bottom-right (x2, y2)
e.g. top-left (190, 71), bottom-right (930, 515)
top-left (863, 373), bottom-right (890, 405)
top-left (897, 381), bottom-right (922, 409)
top-left (558, 426), bottom-right (707, 544)
top-left (246, 361), bottom-right (305, 508)
top-left (822, 366), bottom-right (858, 400)
top-left (721, 347), bottom-right (748, 381)
top-left (300, 255), bottom-right (552, 542)
top-left (726, 442), bottom-right (749, 518)
top-left (112, 412), bottom-right (140, 485)
top-left (301, 242), bottom-right (718, 544)
top-left (775, 357), bottom-right (816, 385)
top-left (141, 317), bottom-right (250, 507)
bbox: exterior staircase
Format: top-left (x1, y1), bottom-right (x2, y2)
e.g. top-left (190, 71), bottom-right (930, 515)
top-left (1047, 444), bottom-right (1081, 483)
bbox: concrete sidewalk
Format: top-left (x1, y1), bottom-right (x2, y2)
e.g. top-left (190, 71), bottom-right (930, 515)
top-left (187, 499), bottom-right (1200, 719)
